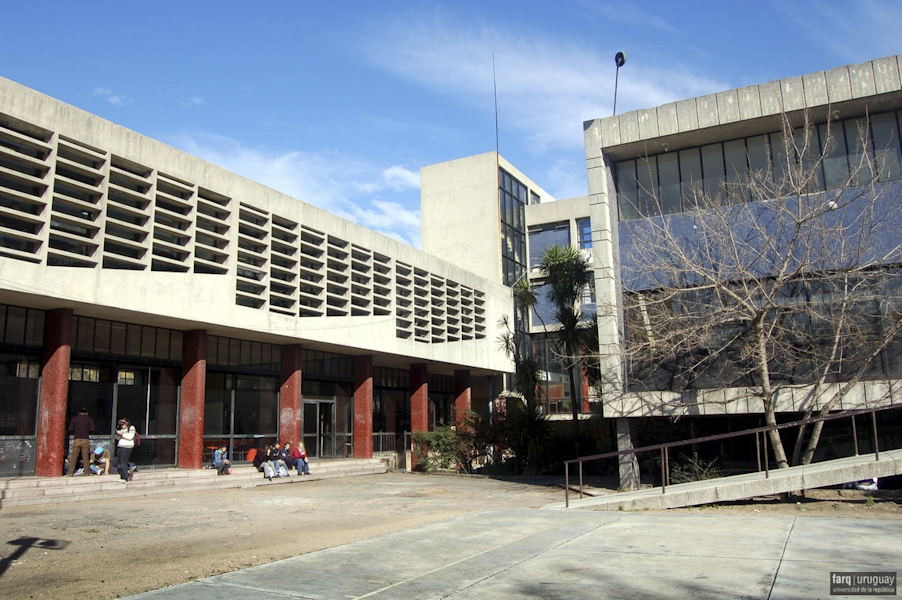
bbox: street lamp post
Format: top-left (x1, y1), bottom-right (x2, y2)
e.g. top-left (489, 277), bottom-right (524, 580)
top-left (613, 51), bottom-right (626, 116)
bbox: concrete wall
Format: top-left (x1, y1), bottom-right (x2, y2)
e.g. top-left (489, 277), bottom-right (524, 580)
top-left (585, 55), bottom-right (902, 161)
top-left (421, 152), bottom-right (555, 282)
top-left (0, 76), bottom-right (514, 376)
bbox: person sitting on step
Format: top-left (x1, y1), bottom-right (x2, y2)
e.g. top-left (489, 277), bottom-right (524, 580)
top-left (212, 445), bottom-right (231, 475)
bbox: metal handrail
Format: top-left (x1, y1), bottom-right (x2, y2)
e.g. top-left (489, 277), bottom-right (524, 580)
top-left (564, 403), bottom-right (900, 508)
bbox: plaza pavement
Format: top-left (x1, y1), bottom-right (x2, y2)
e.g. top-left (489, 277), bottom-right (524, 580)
top-left (126, 507), bottom-right (901, 599)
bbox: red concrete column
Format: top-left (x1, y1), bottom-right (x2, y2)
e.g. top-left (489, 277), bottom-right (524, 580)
top-left (581, 370), bottom-right (591, 413)
top-left (454, 370), bottom-right (472, 428)
top-left (279, 344), bottom-right (303, 445)
top-left (35, 308), bottom-right (73, 477)
top-left (353, 355), bottom-right (373, 458)
top-left (178, 330), bottom-right (207, 469)
top-left (410, 363), bottom-right (428, 470)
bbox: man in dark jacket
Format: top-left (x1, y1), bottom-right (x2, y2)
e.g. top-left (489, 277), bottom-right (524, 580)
top-left (67, 407), bottom-right (94, 476)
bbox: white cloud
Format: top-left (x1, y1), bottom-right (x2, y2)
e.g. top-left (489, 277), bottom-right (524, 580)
top-left (356, 13), bottom-right (728, 153)
top-left (383, 165), bottom-right (420, 191)
top-left (94, 87), bottom-right (128, 106)
top-left (180, 96), bottom-right (205, 108)
top-left (170, 132), bottom-right (422, 248)
top-left (768, 0), bottom-right (902, 64)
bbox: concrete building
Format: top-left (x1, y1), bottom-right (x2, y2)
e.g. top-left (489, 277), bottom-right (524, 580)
top-left (426, 54), bottom-right (902, 487)
top-left (0, 76), bottom-right (512, 477)
top-left (423, 154), bottom-right (597, 416)
top-left (585, 55), bottom-right (902, 485)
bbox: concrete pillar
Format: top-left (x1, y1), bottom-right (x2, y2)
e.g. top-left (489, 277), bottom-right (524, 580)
top-left (353, 355), bottom-right (373, 458)
top-left (617, 417), bottom-right (641, 490)
top-left (35, 308), bottom-right (73, 477)
top-left (178, 330), bottom-right (207, 469)
top-left (454, 369), bottom-right (471, 427)
top-left (279, 344), bottom-right (303, 445)
top-left (410, 363), bottom-right (428, 470)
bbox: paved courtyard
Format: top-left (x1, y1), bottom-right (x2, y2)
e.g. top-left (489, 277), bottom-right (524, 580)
top-left (127, 507), bottom-right (901, 600)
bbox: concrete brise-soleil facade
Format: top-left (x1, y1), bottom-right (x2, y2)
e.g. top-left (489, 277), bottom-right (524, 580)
top-left (585, 55), bottom-right (902, 480)
top-left (0, 76), bottom-right (513, 477)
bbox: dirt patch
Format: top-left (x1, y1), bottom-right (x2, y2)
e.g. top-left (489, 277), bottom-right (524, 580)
top-left (1, 474), bottom-right (899, 599)
top-left (673, 488), bottom-right (902, 518)
top-left (0, 473), bottom-right (560, 600)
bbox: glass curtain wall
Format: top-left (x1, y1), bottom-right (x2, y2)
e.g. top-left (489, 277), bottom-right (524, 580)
top-left (68, 364), bottom-right (180, 468)
top-left (69, 315), bottom-right (183, 469)
top-left (373, 367), bottom-right (410, 453)
top-left (428, 373), bottom-right (455, 429)
top-left (0, 306), bottom-right (43, 475)
top-left (499, 167), bottom-right (530, 287)
top-left (204, 372), bottom-right (279, 463)
top-left (615, 108), bottom-right (902, 221)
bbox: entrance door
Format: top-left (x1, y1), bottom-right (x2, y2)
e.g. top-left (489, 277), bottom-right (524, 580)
top-left (303, 400), bottom-right (335, 458)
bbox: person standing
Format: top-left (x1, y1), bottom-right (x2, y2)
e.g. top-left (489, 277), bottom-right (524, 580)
top-left (115, 418), bottom-right (136, 483)
top-left (67, 407), bottom-right (94, 476)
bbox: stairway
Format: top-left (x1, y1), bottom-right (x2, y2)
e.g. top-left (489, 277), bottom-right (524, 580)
top-left (0, 458), bottom-right (390, 509)
top-left (545, 449), bottom-right (902, 511)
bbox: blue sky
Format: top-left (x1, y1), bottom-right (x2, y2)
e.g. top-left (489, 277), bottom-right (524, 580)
top-left (2, 1), bottom-right (900, 248)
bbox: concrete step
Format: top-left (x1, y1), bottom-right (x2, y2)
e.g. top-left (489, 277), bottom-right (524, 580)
top-left (545, 449), bottom-right (902, 511)
top-left (0, 458), bottom-right (390, 508)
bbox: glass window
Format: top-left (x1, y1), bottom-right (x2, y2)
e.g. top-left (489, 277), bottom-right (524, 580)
top-left (616, 161), bottom-right (639, 221)
top-left (0, 354), bottom-right (39, 436)
top-left (234, 375), bottom-right (277, 435)
top-left (657, 153), bottom-right (681, 214)
top-left (679, 148), bottom-right (703, 209)
top-left (746, 135), bottom-right (769, 181)
top-left (636, 157), bottom-right (658, 217)
top-left (94, 319), bottom-right (111, 354)
top-left (845, 117), bottom-right (874, 186)
top-left (5, 306), bottom-right (26, 345)
top-left (820, 122), bottom-right (849, 189)
top-left (872, 112), bottom-right (902, 182)
top-left (126, 324), bottom-right (141, 356)
top-left (701, 143), bottom-right (725, 204)
top-left (770, 131), bottom-right (790, 193)
top-left (724, 139), bottom-right (749, 203)
top-left (116, 367), bottom-right (147, 435)
top-left (204, 371), bottom-right (230, 436)
top-left (528, 224), bottom-right (570, 269)
top-left (799, 125), bottom-right (826, 193)
top-left (576, 218), bottom-right (592, 249)
top-left (613, 110), bottom-right (902, 219)
top-left (141, 327), bottom-right (156, 357)
top-left (530, 283), bottom-right (557, 328)
top-left (68, 363), bottom-right (115, 436)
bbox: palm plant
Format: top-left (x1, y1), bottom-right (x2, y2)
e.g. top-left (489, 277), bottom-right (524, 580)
top-left (538, 245), bottom-right (593, 453)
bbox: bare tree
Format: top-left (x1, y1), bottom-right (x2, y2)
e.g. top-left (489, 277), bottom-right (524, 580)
top-left (616, 113), bottom-right (902, 468)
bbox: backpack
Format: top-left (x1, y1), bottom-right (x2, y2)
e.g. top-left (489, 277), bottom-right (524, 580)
top-left (133, 430), bottom-right (141, 446)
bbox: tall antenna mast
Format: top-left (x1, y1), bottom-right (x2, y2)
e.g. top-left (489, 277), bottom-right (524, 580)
top-left (493, 51), bottom-right (500, 156)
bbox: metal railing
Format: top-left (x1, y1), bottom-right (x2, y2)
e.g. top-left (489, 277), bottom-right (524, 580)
top-left (372, 431), bottom-right (411, 455)
top-left (564, 403), bottom-right (901, 508)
